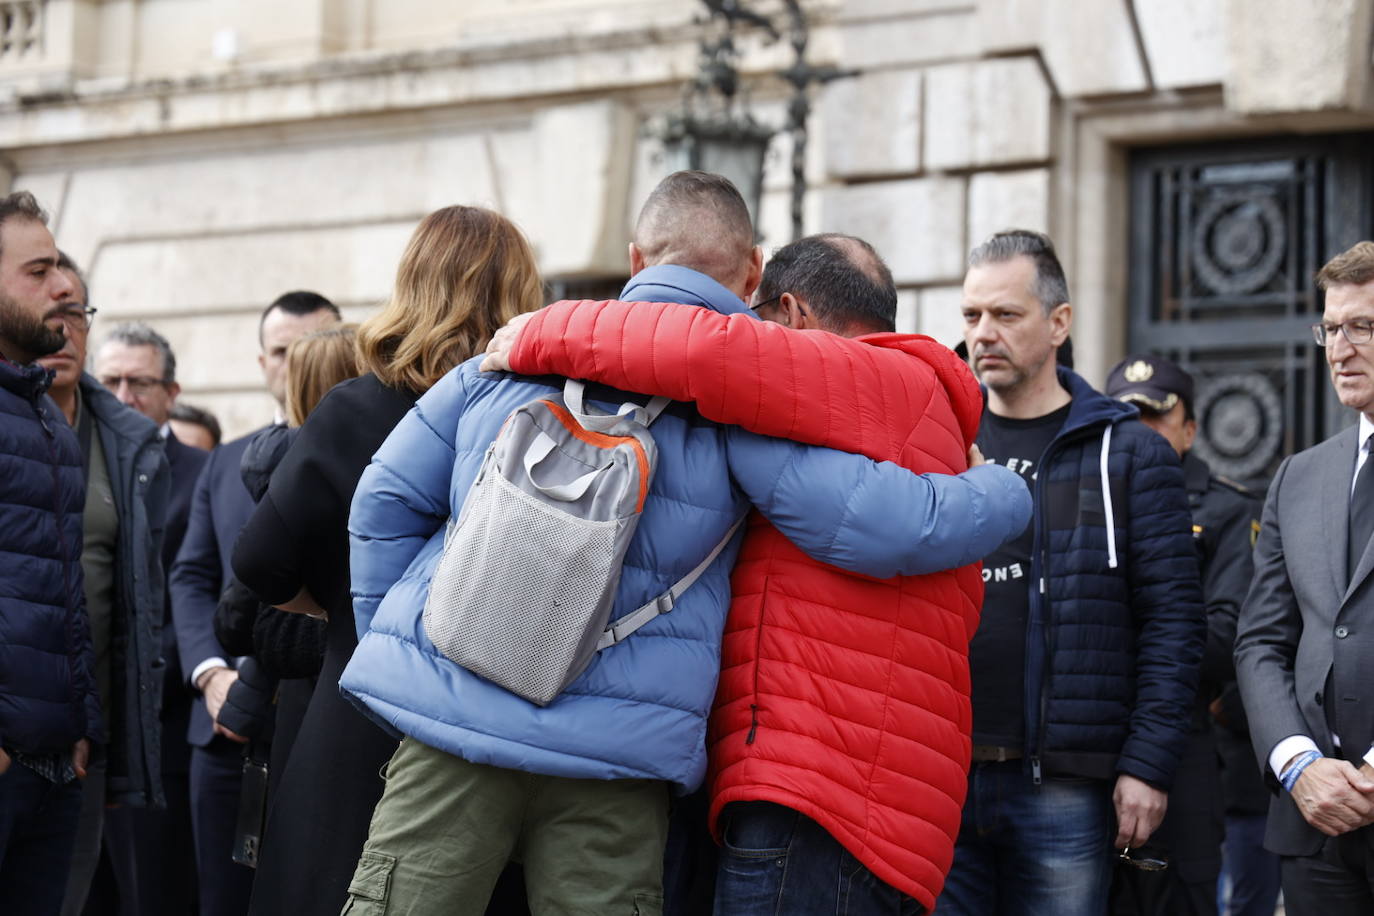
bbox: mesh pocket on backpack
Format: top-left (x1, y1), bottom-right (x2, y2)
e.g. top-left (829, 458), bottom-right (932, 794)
top-left (423, 470), bottom-right (624, 705)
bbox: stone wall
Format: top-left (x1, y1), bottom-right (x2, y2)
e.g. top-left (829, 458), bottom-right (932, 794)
top-left (2, 0), bottom-right (1373, 435)
top-left (818, 0), bottom-right (1374, 384)
top-left (0, 1), bottom-right (813, 437)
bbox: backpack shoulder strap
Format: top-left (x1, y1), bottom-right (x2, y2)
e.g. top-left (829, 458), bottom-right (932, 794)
top-left (596, 514), bottom-right (747, 650)
top-left (565, 378), bottom-right (672, 429)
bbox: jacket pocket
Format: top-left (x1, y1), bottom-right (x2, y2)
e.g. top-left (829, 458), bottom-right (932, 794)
top-left (343, 851), bottom-right (396, 914)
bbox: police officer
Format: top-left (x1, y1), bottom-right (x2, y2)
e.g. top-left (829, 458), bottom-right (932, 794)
top-left (1104, 354), bottom-right (1261, 916)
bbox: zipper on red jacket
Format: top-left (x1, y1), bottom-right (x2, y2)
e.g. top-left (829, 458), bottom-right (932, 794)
top-left (746, 577), bottom-right (769, 745)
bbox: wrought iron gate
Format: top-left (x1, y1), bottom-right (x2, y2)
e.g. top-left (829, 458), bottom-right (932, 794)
top-left (1128, 134), bottom-right (1374, 487)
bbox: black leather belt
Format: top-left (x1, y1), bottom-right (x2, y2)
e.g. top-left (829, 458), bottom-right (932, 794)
top-left (970, 745), bottom-right (1022, 762)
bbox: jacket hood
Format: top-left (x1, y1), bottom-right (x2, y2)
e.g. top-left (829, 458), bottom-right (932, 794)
top-left (1057, 366), bottom-right (1138, 436)
top-left (976, 366), bottom-right (1138, 437)
top-left (857, 332), bottom-right (985, 448)
top-left (79, 372), bottom-right (160, 445)
top-left (0, 356), bottom-right (54, 399)
top-left (620, 265), bottom-right (754, 317)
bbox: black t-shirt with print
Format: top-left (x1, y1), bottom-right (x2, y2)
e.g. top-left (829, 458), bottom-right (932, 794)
top-left (969, 401), bottom-right (1071, 748)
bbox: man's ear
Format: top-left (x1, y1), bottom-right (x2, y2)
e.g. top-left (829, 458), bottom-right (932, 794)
top-left (168, 381), bottom-right (182, 404)
top-left (1049, 302), bottom-right (1073, 346)
top-left (779, 292), bottom-right (811, 330)
top-left (628, 243), bottom-right (646, 278)
top-left (741, 245), bottom-right (764, 301)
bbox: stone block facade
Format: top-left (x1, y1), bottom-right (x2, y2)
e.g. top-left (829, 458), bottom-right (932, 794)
top-left (1, 0), bottom-right (1372, 433)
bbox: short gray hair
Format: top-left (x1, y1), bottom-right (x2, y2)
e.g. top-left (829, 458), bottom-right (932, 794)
top-left (968, 229), bottom-right (1070, 313)
top-left (101, 321), bottom-right (177, 383)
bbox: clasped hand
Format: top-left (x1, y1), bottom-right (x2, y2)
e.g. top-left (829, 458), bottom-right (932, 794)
top-left (1292, 758), bottom-right (1374, 836)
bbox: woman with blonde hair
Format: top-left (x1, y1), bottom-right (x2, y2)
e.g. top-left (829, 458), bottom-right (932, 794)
top-left (283, 324), bottom-right (360, 427)
top-left (232, 206), bottom-right (543, 916)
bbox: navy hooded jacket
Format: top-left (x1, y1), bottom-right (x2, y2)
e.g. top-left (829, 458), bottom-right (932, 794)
top-left (0, 357), bottom-right (102, 754)
top-left (1023, 367), bottom-right (1205, 789)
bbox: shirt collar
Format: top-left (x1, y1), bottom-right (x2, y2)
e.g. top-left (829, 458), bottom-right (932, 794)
top-left (1361, 413), bottom-right (1374, 454)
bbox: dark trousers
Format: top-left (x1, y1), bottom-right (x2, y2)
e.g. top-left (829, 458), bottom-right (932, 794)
top-left (0, 762), bottom-right (85, 916)
top-left (132, 767), bottom-right (198, 916)
top-left (713, 801), bottom-right (924, 916)
top-left (61, 759), bottom-right (141, 916)
top-left (1218, 813), bottom-right (1279, 916)
top-left (663, 785), bottom-right (716, 916)
top-left (190, 739), bottom-right (254, 916)
top-left (1281, 829), bottom-right (1374, 916)
top-left (1110, 728), bottom-right (1223, 916)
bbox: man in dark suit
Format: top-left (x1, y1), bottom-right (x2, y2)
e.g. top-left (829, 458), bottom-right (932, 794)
top-left (1236, 240), bottom-right (1374, 914)
top-left (93, 321), bottom-right (208, 915)
top-left (169, 292), bottom-right (339, 916)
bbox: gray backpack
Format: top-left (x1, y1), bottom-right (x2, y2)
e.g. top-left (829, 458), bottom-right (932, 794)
top-left (422, 378), bottom-right (742, 706)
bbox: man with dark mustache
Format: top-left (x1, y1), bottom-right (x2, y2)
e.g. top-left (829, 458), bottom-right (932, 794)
top-left (0, 190), bottom-right (103, 915)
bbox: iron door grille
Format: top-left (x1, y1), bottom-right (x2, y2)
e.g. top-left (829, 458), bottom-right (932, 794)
top-left (1128, 134), bottom-right (1374, 488)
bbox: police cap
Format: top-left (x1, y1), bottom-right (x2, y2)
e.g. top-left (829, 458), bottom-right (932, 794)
top-left (1105, 353), bottom-right (1195, 416)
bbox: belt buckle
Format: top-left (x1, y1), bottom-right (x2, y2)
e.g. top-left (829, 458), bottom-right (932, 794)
top-left (972, 744), bottom-right (1019, 763)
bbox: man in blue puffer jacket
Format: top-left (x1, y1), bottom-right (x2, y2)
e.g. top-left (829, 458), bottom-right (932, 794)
top-left (940, 230), bottom-right (1205, 916)
top-left (0, 190), bottom-right (103, 915)
top-left (339, 178), bottom-right (1032, 914)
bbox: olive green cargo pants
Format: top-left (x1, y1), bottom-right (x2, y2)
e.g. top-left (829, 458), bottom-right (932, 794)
top-left (341, 737), bottom-right (668, 915)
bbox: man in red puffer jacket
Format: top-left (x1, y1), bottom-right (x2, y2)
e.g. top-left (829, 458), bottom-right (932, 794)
top-left (486, 232), bottom-right (1020, 914)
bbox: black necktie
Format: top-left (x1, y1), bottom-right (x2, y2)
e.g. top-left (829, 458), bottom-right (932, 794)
top-left (1348, 442), bottom-right (1374, 584)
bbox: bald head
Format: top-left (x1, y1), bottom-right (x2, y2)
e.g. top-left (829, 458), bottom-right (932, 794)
top-left (754, 233), bottom-right (897, 335)
top-left (631, 171), bottom-right (758, 296)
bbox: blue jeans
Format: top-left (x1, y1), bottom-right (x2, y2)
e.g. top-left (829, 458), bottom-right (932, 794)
top-left (713, 801), bottom-right (924, 915)
top-left (0, 762), bottom-right (85, 916)
top-left (1217, 813), bottom-right (1279, 916)
top-left (938, 760), bottom-right (1114, 916)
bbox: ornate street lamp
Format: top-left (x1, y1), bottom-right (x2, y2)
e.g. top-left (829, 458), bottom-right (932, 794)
top-left (658, 4), bottom-right (776, 230)
top-left (658, 1), bottom-right (852, 242)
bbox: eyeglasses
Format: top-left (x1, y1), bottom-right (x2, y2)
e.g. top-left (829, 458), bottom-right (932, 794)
top-left (56, 305), bottom-right (98, 330)
top-left (99, 375), bottom-right (168, 396)
top-left (1118, 847), bottom-right (1168, 872)
top-left (750, 295), bottom-right (783, 316)
top-left (1313, 320), bottom-right (1374, 347)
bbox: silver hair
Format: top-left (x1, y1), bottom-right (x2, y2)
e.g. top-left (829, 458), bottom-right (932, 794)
top-left (101, 321), bottom-right (178, 383)
top-left (968, 229), bottom-right (1070, 313)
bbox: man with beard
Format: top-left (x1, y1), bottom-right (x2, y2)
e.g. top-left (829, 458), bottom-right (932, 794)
top-left (0, 190), bottom-right (102, 914)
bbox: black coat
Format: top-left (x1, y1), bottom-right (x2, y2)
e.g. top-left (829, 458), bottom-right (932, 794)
top-left (231, 373), bottom-right (418, 916)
